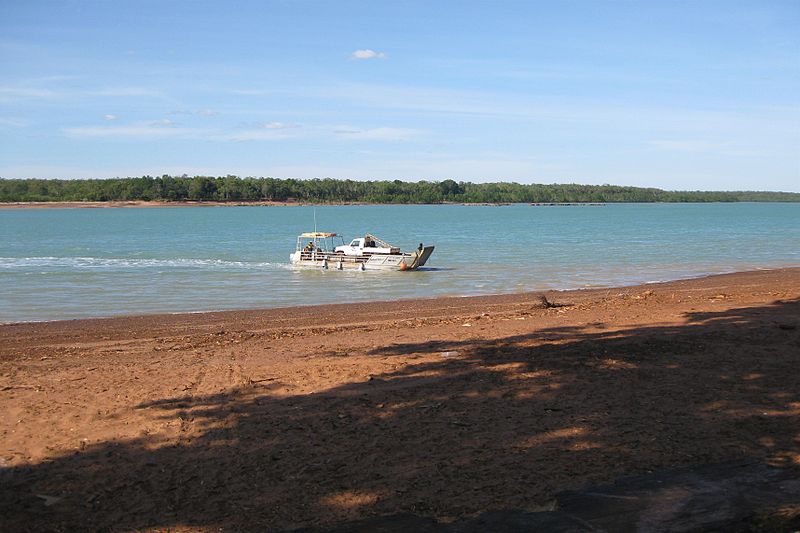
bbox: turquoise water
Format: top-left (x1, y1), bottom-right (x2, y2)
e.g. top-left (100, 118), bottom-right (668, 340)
top-left (1, 203), bottom-right (798, 323)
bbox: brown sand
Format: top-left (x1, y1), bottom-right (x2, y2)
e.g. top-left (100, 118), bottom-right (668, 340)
top-left (1, 268), bottom-right (799, 531)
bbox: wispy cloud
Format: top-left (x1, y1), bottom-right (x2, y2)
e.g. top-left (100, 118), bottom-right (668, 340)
top-left (307, 81), bottom-right (800, 142)
top-left (103, 114), bottom-right (118, 121)
top-left (646, 139), bottom-right (730, 153)
top-left (88, 87), bottom-right (162, 97)
top-left (0, 117), bottom-right (29, 128)
top-left (63, 124), bottom-right (205, 139)
top-left (262, 121), bottom-right (300, 130)
top-left (350, 49), bottom-right (386, 60)
top-left (228, 121), bottom-right (302, 140)
top-left (61, 119), bottom-right (417, 144)
top-left (645, 139), bottom-right (775, 158)
top-left (231, 88), bottom-right (274, 96)
top-left (62, 120), bottom-right (300, 142)
top-left (0, 84), bottom-right (163, 102)
top-left (333, 126), bottom-right (419, 141)
top-left (224, 129), bottom-right (297, 141)
top-left (0, 87), bottom-right (58, 101)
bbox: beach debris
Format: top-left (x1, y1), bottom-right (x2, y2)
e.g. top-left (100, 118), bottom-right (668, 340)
top-left (1, 385), bottom-right (37, 391)
top-left (462, 323), bottom-right (472, 327)
top-left (169, 343), bottom-right (193, 351)
top-left (531, 294), bottom-right (555, 308)
top-left (440, 351), bottom-right (459, 359)
top-left (247, 377), bottom-right (277, 384)
top-left (36, 494), bottom-right (63, 506)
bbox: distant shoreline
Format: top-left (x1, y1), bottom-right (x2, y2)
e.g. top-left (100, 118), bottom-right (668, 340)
top-left (0, 200), bottom-right (586, 209)
top-left (3, 177), bottom-right (798, 205)
top-left (0, 199), bottom-right (795, 209)
top-left (0, 200), bottom-right (304, 209)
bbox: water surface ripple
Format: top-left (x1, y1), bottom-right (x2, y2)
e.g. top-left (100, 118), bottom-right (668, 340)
top-left (1, 203), bottom-right (797, 322)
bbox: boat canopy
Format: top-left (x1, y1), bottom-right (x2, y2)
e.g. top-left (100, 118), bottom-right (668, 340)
top-left (299, 232), bottom-right (337, 238)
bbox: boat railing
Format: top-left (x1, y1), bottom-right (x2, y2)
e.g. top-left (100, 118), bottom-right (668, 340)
top-left (298, 251), bottom-right (368, 263)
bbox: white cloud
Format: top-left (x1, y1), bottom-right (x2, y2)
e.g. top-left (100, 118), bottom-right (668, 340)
top-left (103, 114), bottom-right (118, 121)
top-left (198, 109), bottom-right (218, 116)
top-left (350, 49), bottom-right (386, 60)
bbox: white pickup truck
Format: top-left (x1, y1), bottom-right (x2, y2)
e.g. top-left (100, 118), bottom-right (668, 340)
top-left (335, 236), bottom-right (400, 256)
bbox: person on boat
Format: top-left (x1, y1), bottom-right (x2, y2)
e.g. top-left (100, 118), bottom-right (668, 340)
top-left (304, 241), bottom-right (314, 252)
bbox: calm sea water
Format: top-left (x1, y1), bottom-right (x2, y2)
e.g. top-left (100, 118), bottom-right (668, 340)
top-left (1, 203), bottom-right (798, 323)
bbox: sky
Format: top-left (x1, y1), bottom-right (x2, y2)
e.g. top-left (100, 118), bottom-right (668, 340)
top-left (1, 0), bottom-right (798, 191)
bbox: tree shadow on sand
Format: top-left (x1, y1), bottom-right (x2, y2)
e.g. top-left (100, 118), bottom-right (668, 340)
top-left (2, 300), bottom-right (799, 531)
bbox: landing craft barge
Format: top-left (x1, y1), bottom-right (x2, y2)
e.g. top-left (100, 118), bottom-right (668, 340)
top-left (289, 232), bottom-right (434, 271)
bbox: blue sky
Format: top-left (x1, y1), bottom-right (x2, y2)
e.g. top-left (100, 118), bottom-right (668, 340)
top-left (1, 0), bottom-right (798, 191)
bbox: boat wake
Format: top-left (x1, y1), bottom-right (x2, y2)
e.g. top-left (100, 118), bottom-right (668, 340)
top-left (0, 256), bottom-right (279, 271)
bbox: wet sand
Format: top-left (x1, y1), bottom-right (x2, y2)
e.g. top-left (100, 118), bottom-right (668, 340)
top-left (1, 268), bottom-right (799, 531)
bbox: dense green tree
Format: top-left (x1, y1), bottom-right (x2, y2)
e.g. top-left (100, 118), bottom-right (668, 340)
top-left (0, 176), bottom-right (798, 203)
top-left (187, 177), bottom-right (217, 200)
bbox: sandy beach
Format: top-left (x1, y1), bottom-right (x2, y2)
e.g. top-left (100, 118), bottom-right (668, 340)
top-left (1, 268), bottom-right (799, 531)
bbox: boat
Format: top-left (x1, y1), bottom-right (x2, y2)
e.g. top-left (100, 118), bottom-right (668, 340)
top-left (289, 232), bottom-right (434, 271)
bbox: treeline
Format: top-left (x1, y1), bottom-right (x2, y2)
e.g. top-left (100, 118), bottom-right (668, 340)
top-left (1, 176), bottom-right (798, 203)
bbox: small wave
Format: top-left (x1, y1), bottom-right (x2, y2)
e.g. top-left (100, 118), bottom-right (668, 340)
top-left (0, 256), bottom-right (277, 270)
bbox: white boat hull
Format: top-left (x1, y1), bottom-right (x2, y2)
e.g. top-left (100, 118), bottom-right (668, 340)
top-left (289, 246), bottom-right (433, 271)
